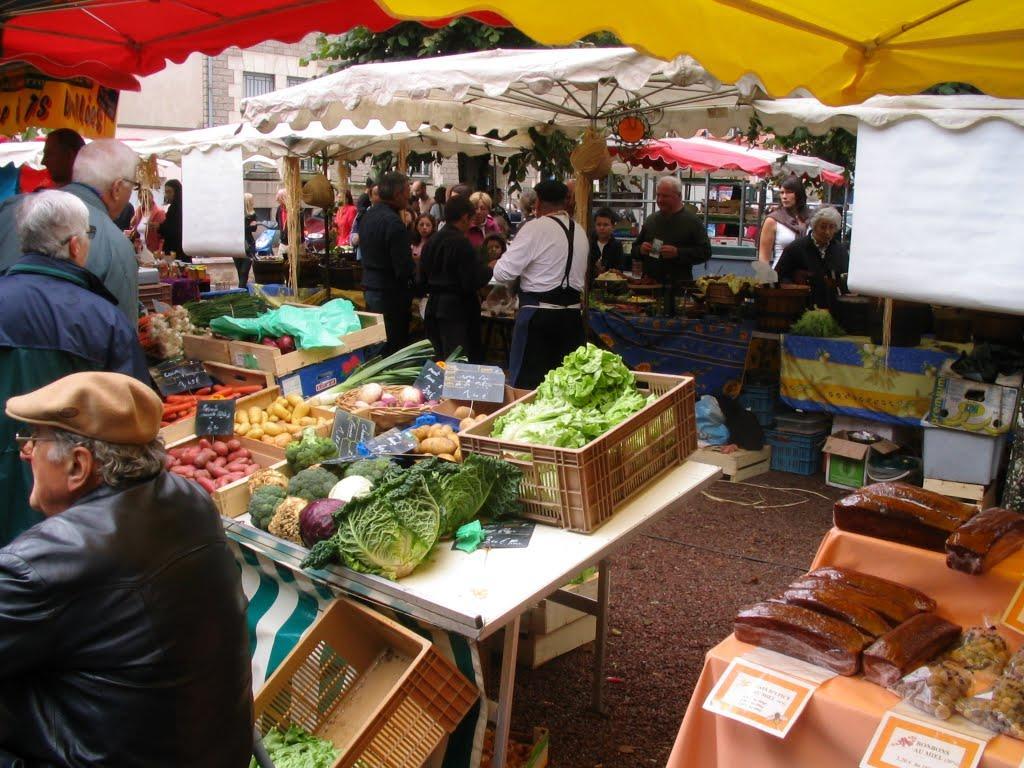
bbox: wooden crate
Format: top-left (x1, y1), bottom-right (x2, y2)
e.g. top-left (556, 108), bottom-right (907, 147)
top-left (518, 615), bottom-right (597, 669)
top-left (228, 311), bottom-right (385, 377)
top-left (182, 333), bottom-right (233, 364)
top-left (159, 362), bottom-right (275, 445)
top-left (521, 573), bottom-right (599, 635)
top-left (691, 445), bottom-right (772, 482)
top-left (460, 372), bottom-right (697, 533)
top-left (923, 477), bottom-right (999, 509)
top-left (139, 281), bottom-right (172, 311)
top-left (255, 598), bottom-right (478, 768)
top-left (166, 435), bottom-right (284, 519)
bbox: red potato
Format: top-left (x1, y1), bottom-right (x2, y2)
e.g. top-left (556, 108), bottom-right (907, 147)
top-left (195, 469), bottom-right (211, 479)
top-left (220, 472), bottom-right (244, 484)
top-left (224, 461), bottom-right (249, 473)
top-left (170, 465), bottom-right (195, 478)
top-left (212, 441), bottom-right (229, 457)
top-left (226, 449), bottom-right (251, 462)
top-left (227, 439), bottom-right (241, 451)
top-left (212, 456), bottom-right (227, 467)
top-left (182, 447), bottom-right (200, 464)
top-left (194, 449), bottom-right (218, 468)
top-left (243, 464), bottom-right (259, 476)
top-left (198, 439), bottom-right (212, 450)
top-left (208, 464), bottom-right (228, 479)
top-left (195, 476), bottom-right (217, 493)
top-left (168, 447), bottom-right (184, 460)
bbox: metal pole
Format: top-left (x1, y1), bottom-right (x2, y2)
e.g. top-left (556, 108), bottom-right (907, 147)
top-left (492, 615), bottom-right (521, 768)
top-left (591, 558), bottom-right (611, 714)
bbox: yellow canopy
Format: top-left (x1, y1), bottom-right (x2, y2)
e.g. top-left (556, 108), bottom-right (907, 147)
top-left (377, 0), bottom-right (1024, 106)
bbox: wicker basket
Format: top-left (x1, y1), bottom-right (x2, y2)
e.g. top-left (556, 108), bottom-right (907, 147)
top-left (705, 282), bottom-right (743, 309)
top-left (335, 385), bottom-right (430, 431)
top-left (460, 372), bottom-right (696, 533)
top-left (754, 286), bottom-right (810, 332)
top-left (255, 598), bottom-right (478, 768)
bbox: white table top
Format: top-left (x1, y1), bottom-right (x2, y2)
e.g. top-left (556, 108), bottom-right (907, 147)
top-left (226, 460), bottom-right (719, 639)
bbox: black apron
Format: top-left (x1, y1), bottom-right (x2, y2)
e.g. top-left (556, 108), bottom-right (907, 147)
top-left (509, 216), bottom-right (585, 389)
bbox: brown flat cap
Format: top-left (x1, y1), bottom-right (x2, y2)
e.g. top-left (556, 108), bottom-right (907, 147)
top-left (6, 372), bottom-right (161, 445)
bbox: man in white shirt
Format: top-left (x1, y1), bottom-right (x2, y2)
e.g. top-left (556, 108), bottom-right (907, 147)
top-left (492, 180), bottom-right (589, 388)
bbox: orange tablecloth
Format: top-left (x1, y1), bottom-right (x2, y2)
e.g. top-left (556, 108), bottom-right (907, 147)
top-left (668, 528), bottom-right (1024, 768)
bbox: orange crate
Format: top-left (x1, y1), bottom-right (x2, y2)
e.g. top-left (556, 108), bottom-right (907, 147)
top-left (255, 598), bottom-right (479, 768)
top-left (459, 372), bottom-right (697, 533)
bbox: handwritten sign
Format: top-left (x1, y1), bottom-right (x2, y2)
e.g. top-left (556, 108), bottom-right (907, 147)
top-left (364, 428), bottom-right (418, 456)
top-left (860, 712), bottom-right (985, 768)
top-left (703, 658), bottom-right (817, 738)
top-left (331, 410), bottom-right (375, 455)
top-left (414, 361), bottom-right (446, 402)
top-left (1001, 581), bottom-right (1024, 635)
top-left (151, 359), bottom-right (214, 397)
top-left (194, 399), bottom-right (236, 437)
top-left (442, 363), bottom-right (505, 403)
top-left (482, 522), bottom-right (535, 549)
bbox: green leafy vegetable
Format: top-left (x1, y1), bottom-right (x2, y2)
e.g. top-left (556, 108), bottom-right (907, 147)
top-left (248, 486), bottom-right (287, 531)
top-left (286, 428), bottom-right (339, 473)
top-left (302, 454), bottom-right (522, 578)
top-left (492, 344), bottom-right (649, 448)
top-left (288, 466), bottom-right (339, 501)
top-left (790, 309), bottom-right (846, 337)
top-left (252, 725), bottom-right (338, 768)
top-left (344, 457), bottom-right (397, 484)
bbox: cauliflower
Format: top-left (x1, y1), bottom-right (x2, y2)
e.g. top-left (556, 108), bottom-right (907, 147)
top-left (285, 428), bottom-right (338, 473)
top-left (268, 496), bottom-right (307, 544)
top-left (248, 468), bottom-right (289, 494)
top-left (247, 486), bottom-right (287, 531)
top-left (287, 467), bottom-right (338, 501)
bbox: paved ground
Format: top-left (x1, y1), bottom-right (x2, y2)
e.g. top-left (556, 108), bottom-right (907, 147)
top-left (502, 470), bottom-right (845, 767)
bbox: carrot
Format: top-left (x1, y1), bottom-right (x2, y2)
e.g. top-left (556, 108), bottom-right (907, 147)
top-left (164, 394), bottom-right (196, 404)
top-left (194, 387), bottom-right (212, 396)
top-left (231, 385), bottom-right (262, 395)
top-left (213, 384), bottom-right (229, 392)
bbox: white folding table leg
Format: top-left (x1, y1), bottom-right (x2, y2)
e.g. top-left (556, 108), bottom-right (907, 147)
top-left (492, 614), bottom-right (521, 768)
top-left (592, 558), bottom-right (611, 713)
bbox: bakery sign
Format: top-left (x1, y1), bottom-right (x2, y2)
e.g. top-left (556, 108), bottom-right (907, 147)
top-left (860, 712), bottom-right (985, 768)
top-left (703, 658), bottom-right (817, 738)
top-left (0, 66), bottom-right (118, 139)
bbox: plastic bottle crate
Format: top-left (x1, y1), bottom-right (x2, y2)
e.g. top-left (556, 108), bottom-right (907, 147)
top-left (765, 428), bottom-right (828, 475)
top-left (739, 384), bottom-right (778, 428)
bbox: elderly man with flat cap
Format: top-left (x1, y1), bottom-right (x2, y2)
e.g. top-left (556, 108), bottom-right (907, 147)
top-left (492, 179), bottom-right (589, 388)
top-left (0, 371), bottom-right (253, 767)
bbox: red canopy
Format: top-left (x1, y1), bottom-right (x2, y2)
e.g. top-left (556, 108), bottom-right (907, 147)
top-left (615, 138), bottom-right (773, 176)
top-left (0, 1), bottom-right (507, 90)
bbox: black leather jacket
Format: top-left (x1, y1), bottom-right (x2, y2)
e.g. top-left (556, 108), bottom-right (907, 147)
top-left (0, 472), bottom-right (253, 767)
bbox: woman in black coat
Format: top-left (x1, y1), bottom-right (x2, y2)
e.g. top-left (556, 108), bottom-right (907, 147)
top-left (775, 206), bottom-right (848, 310)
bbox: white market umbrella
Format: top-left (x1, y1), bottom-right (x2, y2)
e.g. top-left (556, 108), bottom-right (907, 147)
top-left (241, 47), bottom-right (763, 138)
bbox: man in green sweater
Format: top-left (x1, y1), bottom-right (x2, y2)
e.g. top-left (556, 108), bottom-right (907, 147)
top-left (635, 175), bottom-right (711, 284)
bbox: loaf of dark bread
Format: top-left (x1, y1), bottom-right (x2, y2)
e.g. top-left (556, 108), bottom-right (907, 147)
top-left (780, 585), bottom-right (892, 638)
top-left (789, 576), bottom-right (919, 625)
top-left (946, 508), bottom-right (1024, 575)
top-left (734, 601), bottom-right (869, 675)
top-left (863, 613), bottom-right (962, 687)
top-left (807, 567), bottom-right (936, 613)
top-left (834, 482), bottom-right (977, 551)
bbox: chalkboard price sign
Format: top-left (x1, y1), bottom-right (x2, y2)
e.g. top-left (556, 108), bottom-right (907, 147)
top-left (414, 361), bottom-right (446, 401)
top-left (331, 410), bottom-right (375, 455)
top-left (151, 359), bottom-right (214, 397)
top-left (482, 521), bottom-right (535, 548)
top-left (441, 363), bottom-right (505, 403)
top-left (194, 399), bottom-right (236, 437)
top-left (364, 427), bottom-right (418, 456)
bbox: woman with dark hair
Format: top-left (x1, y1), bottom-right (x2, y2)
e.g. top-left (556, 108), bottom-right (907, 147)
top-left (411, 213), bottom-right (437, 260)
top-left (758, 175), bottom-right (810, 268)
top-left (334, 189), bottom-right (357, 246)
top-left (157, 179), bottom-right (187, 261)
top-left (429, 187), bottom-right (445, 222)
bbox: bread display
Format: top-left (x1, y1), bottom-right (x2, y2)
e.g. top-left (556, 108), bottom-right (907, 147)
top-left (778, 585), bottom-right (891, 639)
top-left (834, 482), bottom-right (977, 551)
top-left (862, 614), bottom-right (962, 687)
top-left (946, 507), bottom-right (1024, 575)
top-left (787, 576), bottom-right (919, 625)
top-left (734, 602), bottom-right (869, 676)
top-left (806, 567), bottom-right (936, 614)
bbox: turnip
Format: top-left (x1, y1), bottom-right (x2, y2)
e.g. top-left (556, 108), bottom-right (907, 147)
top-left (399, 386), bottom-right (423, 407)
top-left (379, 392), bottom-right (398, 406)
top-left (357, 383), bottom-right (383, 404)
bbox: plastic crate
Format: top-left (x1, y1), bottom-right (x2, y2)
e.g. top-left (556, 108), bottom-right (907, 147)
top-left (459, 372), bottom-right (697, 533)
top-left (255, 598), bottom-right (478, 768)
top-left (765, 429), bottom-right (827, 475)
top-left (739, 384), bottom-right (778, 428)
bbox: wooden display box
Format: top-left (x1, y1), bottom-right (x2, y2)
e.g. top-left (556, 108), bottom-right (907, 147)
top-left (159, 362), bottom-right (275, 445)
top-left (691, 445), bottom-right (772, 482)
top-left (923, 477), bottom-right (999, 510)
top-left (521, 572), bottom-right (599, 635)
top-left (518, 616), bottom-right (597, 669)
top-left (255, 598), bottom-right (478, 768)
top-left (182, 333), bottom-right (233, 364)
top-left (233, 385), bottom-right (335, 438)
top-left (228, 311), bottom-right (385, 377)
top-left (166, 435), bottom-right (284, 519)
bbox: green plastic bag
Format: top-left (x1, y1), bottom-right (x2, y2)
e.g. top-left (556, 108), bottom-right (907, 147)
top-left (209, 298), bottom-right (361, 349)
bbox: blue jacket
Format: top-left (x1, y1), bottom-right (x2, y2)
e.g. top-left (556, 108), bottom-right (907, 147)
top-left (0, 183), bottom-right (139, 321)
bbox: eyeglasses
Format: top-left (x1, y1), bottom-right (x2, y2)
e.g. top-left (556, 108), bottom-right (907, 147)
top-left (60, 225), bottom-right (97, 246)
top-left (14, 431), bottom-right (55, 455)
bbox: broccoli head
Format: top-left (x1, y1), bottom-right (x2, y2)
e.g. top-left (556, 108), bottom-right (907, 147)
top-left (344, 457), bottom-right (397, 485)
top-left (248, 485), bottom-right (287, 531)
top-left (288, 466), bottom-right (338, 501)
top-left (285, 427), bottom-right (338, 473)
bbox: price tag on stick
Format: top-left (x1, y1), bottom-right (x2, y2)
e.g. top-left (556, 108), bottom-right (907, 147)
top-left (331, 410), bottom-right (375, 456)
top-left (194, 399), bottom-right (236, 437)
top-left (414, 361), bottom-right (446, 402)
top-left (364, 428), bottom-right (418, 456)
top-left (442, 362), bottom-right (505, 403)
top-left (151, 359), bottom-right (214, 397)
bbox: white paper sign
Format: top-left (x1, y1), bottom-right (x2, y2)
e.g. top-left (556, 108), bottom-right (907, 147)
top-left (860, 712), bottom-right (986, 768)
top-left (181, 147), bottom-right (246, 257)
top-left (849, 120), bottom-right (1024, 316)
top-left (703, 658), bottom-right (817, 738)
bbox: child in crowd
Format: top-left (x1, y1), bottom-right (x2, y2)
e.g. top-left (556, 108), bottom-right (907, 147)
top-left (590, 206), bottom-right (625, 275)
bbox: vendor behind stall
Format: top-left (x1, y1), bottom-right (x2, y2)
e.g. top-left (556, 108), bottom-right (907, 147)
top-left (775, 206), bottom-right (849, 310)
top-left (0, 371), bottom-right (253, 767)
top-left (635, 176), bottom-right (711, 314)
top-left (493, 179), bottom-right (588, 388)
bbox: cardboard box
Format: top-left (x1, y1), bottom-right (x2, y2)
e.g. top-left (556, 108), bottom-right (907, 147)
top-left (830, 414), bottom-right (919, 448)
top-left (228, 311), bottom-right (385, 377)
top-left (927, 374), bottom-right (1020, 436)
top-left (823, 431), bottom-right (900, 490)
top-left (276, 351), bottom-right (365, 399)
